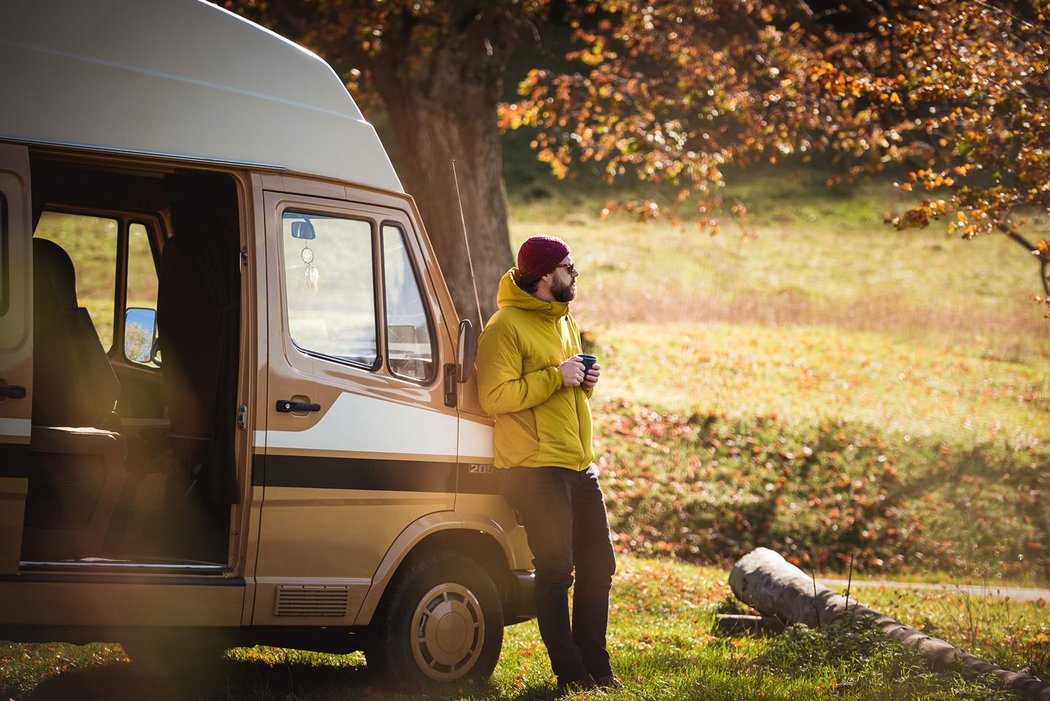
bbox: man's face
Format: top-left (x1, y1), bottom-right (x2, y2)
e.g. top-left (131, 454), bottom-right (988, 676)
top-left (550, 255), bottom-right (578, 303)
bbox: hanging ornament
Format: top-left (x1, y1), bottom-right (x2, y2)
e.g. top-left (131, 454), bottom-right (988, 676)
top-left (302, 246), bottom-right (318, 293)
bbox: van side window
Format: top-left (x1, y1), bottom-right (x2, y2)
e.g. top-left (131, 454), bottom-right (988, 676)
top-left (34, 212), bottom-right (118, 350)
top-left (0, 194), bottom-right (7, 316)
top-left (282, 211), bottom-right (377, 368)
top-left (124, 222), bottom-right (159, 366)
top-left (382, 224), bottom-right (435, 383)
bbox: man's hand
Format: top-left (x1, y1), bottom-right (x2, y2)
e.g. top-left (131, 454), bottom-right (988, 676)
top-left (581, 362), bottom-right (601, 391)
top-left (559, 357), bottom-right (586, 388)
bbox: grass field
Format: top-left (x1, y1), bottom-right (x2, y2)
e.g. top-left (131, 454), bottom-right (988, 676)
top-left (510, 166), bottom-right (1049, 356)
top-left (509, 168), bottom-right (1050, 582)
top-left (2, 554), bottom-right (1045, 700)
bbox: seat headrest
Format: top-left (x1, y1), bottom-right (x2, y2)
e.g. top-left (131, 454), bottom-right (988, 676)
top-left (33, 238), bottom-right (79, 311)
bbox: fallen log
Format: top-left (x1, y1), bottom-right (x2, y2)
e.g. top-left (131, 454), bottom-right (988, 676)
top-left (729, 547), bottom-right (1050, 701)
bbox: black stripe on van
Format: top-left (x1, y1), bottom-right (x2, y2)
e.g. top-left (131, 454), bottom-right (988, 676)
top-left (252, 454), bottom-right (499, 495)
top-left (0, 444), bottom-right (29, 478)
top-left (254, 454), bottom-right (456, 492)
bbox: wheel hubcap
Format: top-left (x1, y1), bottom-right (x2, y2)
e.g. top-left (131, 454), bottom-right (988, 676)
top-left (410, 582), bottom-right (485, 681)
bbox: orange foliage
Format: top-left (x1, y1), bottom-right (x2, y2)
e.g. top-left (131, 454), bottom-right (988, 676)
top-left (508, 0), bottom-right (1050, 303)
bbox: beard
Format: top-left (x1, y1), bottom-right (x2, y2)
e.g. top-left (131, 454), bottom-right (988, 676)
top-left (551, 275), bottom-right (576, 303)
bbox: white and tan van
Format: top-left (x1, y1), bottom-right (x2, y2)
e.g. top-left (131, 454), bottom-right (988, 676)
top-left (0, 0), bottom-right (532, 685)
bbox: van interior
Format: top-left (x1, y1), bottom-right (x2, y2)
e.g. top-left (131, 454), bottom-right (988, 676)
top-left (22, 152), bottom-right (241, 569)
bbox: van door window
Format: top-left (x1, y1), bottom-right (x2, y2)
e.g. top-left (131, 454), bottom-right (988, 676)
top-left (0, 194), bottom-right (8, 316)
top-left (282, 211), bottom-right (378, 368)
top-left (382, 224), bottom-right (435, 382)
top-left (124, 222), bottom-right (159, 366)
top-left (34, 212), bottom-right (118, 350)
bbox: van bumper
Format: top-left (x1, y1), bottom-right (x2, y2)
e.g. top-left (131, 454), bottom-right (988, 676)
top-left (504, 570), bottom-right (535, 624)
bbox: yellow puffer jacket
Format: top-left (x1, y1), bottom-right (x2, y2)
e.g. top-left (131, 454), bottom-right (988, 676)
top-left (475, 270), bottom-right (593, 471)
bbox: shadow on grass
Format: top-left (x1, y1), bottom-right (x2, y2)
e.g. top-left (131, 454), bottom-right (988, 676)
top-left (22, 658), bottom-right (377, 701)
top-left (18, 657), bottom-right (546, 701)
top-left (20, 649), bottom-right (708, 701)
top-left (22, 663), bottom-right (179, 701)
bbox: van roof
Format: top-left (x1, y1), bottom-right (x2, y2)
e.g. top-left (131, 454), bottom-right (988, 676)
top-left (1, 0), bottom-right (403, 192)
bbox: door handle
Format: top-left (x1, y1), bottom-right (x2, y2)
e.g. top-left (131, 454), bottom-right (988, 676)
top-left (276, 399), bottom-right (321, 413)
top-left (0, 385), bottom-right (26, 399)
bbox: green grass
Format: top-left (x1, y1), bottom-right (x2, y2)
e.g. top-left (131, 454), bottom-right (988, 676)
top-left (505, 168), bottom-right (1050, 582)
top-left (509, 168), bottom-right (1049, 361)
top-left (847, 583), bottom-right (1050, 678)
top-left (590, 322), bottom-right (1047, 446)
top-left (2, 554), bottom-right (1041, 700)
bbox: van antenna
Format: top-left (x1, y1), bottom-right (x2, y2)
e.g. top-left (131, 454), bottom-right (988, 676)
top-left (452, 160), bottom-right (485, 329)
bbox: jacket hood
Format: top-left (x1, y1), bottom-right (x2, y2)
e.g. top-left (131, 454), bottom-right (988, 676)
top-left (496, 268), bottom-right (569, 319)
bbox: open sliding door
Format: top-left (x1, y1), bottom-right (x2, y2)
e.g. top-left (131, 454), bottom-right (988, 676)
top-left (0, 144), bottom-right (32, 573)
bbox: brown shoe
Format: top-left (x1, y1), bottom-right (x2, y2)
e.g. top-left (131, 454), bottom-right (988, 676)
top-left (594, 674), bottom-right (623, 689)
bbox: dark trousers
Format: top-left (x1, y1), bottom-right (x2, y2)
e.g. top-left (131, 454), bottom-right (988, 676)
top-left (500, 465), bottom-right (616, 682)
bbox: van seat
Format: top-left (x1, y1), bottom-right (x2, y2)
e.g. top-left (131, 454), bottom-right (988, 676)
top-left (32, 238), bottom-right (120, 427)
top-left (24, 238), bottom-right (125, 562)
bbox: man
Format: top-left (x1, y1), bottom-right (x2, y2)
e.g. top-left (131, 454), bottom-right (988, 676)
top-left (475, 235), bottom-right (619, 692)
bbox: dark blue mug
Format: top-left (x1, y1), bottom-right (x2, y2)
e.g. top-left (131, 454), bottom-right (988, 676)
top-left (577, 354), bottom-right (597, 379)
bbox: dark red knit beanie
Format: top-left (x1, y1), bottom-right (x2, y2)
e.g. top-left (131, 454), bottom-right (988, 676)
top-left (516, 235), bottom-right (570, 283)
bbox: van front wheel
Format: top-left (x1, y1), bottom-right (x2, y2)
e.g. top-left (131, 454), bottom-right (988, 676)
top-left (366, 551), bottom-right (504, 687)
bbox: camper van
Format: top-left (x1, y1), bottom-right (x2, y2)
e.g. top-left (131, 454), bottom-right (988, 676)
top-left (0, 0), bottom-right (533, 685)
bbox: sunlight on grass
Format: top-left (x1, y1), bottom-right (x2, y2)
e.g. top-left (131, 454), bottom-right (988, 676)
top-left (489, 554), bottom-right (1036, 701)
top-left (589, 321), bottom-right (1048, 447)
top-left (509, 171), bottom-right (1049, 362)
top-left (847, 584), bottom-right (1050, 677)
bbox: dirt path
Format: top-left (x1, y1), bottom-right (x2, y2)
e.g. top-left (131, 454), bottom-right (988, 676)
top-left (820, 578), bottom-right (1050, 602)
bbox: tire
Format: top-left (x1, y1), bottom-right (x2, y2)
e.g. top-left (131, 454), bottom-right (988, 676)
top-left (365, 551), bottom-right (504, 688)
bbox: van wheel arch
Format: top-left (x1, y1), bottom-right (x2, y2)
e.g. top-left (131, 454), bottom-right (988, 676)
top-left (364, 549), bottom-right (503, 687)
top-left (409, 529), bottom-right (509, 580)
top-left (378, 528), bottom-right (515, 616)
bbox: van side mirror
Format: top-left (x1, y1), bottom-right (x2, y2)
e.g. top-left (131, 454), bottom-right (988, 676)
top-left (124, 307), bottom-right (160, 365)
top-left (456, 318), bottom-right (476, 383)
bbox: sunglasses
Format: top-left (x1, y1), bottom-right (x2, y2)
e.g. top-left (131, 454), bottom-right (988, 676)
top-left (556, 263), bottom-right (577, 274)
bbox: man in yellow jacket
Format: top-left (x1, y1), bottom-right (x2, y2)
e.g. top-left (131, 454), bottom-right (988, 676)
top-left (476, 235), bottom-right (619, 692)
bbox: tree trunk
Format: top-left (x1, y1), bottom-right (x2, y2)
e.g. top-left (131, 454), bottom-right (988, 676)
top-left (374, 41), bottom-right (514, 325)
top-left (730, 548), bottom-right (1050, 701)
